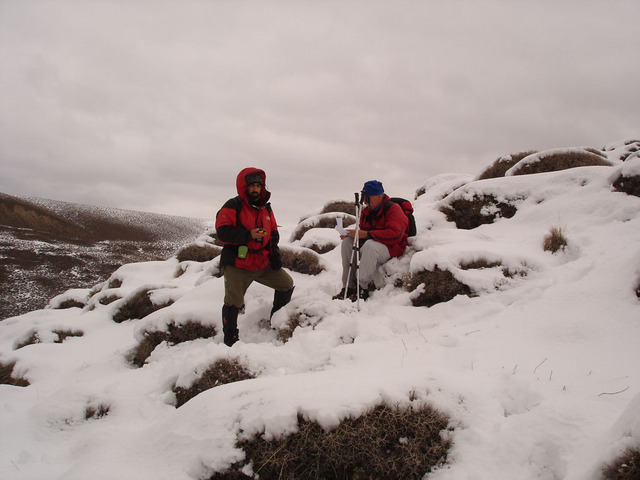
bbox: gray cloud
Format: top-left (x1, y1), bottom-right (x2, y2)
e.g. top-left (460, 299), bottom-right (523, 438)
top-left (1, 0), bottom-right (639, 226)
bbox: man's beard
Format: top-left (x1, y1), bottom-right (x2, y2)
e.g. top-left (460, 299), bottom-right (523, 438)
top-left (248, 191), bottom-right (261, 203)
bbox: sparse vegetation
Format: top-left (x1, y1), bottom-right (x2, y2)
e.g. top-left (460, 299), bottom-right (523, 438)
top-left (602, 449), bottom-right (640, 480)
top-left (85, 404), bottom-right (110, 420)
top-left (510, 148), bottom-right (611, 176)
top-left (280, 247), bottom-right (324, 275)
top-left (173, 358), bottom-right (255, 408)
top-left (440, 194), bottom-right (518, 230)
top-left (543, 226), bottom-right (568, 253)
top-left (131, 321), bottom-right (217, 367)
top-left (112, 288), bottom-right (174, 323)
top-left (401, 268), bottom-right (472, 307)
top-left (477, 151), bottom-right (538, 180)
top-left (211, 402), bottom-right (451, 480)
top-left (0, 361), bottom-right (30, 386)
top-left (14, 328), bottom-right (84, 349)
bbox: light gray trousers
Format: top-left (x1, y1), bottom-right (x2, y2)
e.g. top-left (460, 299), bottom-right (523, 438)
top-left (341, 237), bottom-right (390, 289)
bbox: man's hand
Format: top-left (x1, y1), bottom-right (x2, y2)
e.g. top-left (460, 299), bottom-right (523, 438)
top-left (251, 227), bottom-right (267, 241)
top-left (342, 229), bottom-right (368, 239)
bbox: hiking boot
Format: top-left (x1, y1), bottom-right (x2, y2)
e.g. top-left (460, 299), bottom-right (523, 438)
top-left (347, 286), bottom-right (370, 302)
top-left (222, 305), bottom-right (240, 347)
top-left (332, 287), bottom-right (356, 300)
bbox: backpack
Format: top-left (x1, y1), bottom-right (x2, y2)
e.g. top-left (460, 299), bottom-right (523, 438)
top-left (384, 197), bottom-right (417, 237)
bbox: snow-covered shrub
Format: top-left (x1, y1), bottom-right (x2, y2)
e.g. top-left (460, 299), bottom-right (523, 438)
top-left (402, 267), bottom-right (472, 307)
top-left (0, 361), bottom-right (29, 386)
top-left (131, 320), bottom-right (217, 367)
top-left (173, 358), bottom-right (255, 408)
top-left (279, 246), bottom-right (325, 275)
top-left (112, 287), bottom-right (174, 323)
top-left (214, 402), bottom-right (451, 480)
top-left (175, 242), bottom-right (221, 262)
top-left (477, 151), bottom-right (537, 180)
top-left (543, 226), bottom-right (568, 253)
top-left (439, 194), bottom-right (518, 230)
top-left (602, 449), bottom-right (640, 480)
top-left (603, 139), bottom-right (640, 162)
top-left (507, 147), bottom-right (611, 176)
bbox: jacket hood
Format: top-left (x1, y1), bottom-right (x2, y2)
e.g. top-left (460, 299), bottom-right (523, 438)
top-left (236, 167), bottom-right (271, 206)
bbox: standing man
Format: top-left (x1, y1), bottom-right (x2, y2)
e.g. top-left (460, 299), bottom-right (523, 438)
top-left (216, 167), bottom-right (294, 346)
top-left (333, 180), bottom-right (409, 302)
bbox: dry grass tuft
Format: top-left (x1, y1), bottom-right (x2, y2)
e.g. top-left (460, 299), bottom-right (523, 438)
top-left (478, 151), bottom-right (538, 180)
top-left (112, 288), bottom-right (174, 323)
top-left (602, 449), bottom-right (640, 480)
top-left (173, 358), bottom-right (255, 408)
top-left (0, 361), bottom-right (30, 386)
top-left (440, 194), bottom-right (518, 230)
top-left (276, 312), bottom-right (307, 343)
top-left (401, 268), bottom-right (472, 307)
top-left (280, 247), bottom-right (324, 275)
top-left (131, 321), bottom-right (217, 367)
top-left (511, 149), bottom-right (610, 176)
top-left (175, 243), bottom-right (222, 262)
top-left (211, 402), bottom-right (451, 480)
top-left (543, 226), bottom-right (568, 253)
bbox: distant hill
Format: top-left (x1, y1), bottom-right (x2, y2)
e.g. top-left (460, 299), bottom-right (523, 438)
top-left (0, 192), bottom-right (211, 320)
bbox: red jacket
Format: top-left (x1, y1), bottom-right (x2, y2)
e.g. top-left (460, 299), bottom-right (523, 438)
top-left (360, 195), bottom-right (409, 258)
top-left (215, 168), bottom-right (281, 271)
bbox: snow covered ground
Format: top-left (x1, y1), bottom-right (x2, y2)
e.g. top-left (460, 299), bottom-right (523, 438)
top-left (1, 142), bottom-right (639, 479)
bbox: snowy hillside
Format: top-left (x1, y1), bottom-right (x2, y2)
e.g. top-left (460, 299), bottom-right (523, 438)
top-left (1, 140), bottom-right (639, 480)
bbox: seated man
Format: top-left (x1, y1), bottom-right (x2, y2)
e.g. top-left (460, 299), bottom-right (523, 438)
top-left (333, 180), bottom-right (409, 301)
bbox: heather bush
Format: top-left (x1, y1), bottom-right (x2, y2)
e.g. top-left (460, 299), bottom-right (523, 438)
top-left (13, 329), bottom-right (83, 349)
top-left (477, 151), bottom-right (537, 180)
top-left (131, 321), bottom-right (217, 367)
top-left (210, 402), bottom-right (451, 480)
top-left (173, 358), bottom-right (255, 407)
top-left (175, 242), bottom-right (222, 262)
top-left (320, 200), bottom-right (357, 216)
top-left (439, 194), bottom-right (518, 230)
top-left (290, 213), bottom-right (355, 242)
top-left (612, 172), bottom-right (640, 197)
top-left (112, 288), bottom-right (174, 323)
top-left (0, 361), bottom-right (30, 386)
top-left (279, 246), bottom-right (324, 275)
top-left (401, 268), bottom-right (472, 307)
top-left (509, 148), bottom-right (611, 176)
top-left (602, 449), bottom-right (640, 480)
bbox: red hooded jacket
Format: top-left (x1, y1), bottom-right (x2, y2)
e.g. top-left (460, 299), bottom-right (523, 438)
top-left (360, 194), bottom-right (409, 258)
top-left (215, 168), bottom-right (281, 271)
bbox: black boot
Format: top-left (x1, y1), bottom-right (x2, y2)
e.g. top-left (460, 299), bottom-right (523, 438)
top-left (270, 287), bottom-right (294, 318)
top-left (222, 305), bottom-right (240, 347)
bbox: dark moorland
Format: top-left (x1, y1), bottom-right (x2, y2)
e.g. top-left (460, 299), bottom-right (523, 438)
top-left (0, 192), bottom-right (209, 320)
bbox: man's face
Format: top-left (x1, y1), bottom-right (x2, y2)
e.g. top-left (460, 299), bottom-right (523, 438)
top-left (366, 194), bottom-right (384, 210)
top-left (247, 183), bottom-right (262, 202)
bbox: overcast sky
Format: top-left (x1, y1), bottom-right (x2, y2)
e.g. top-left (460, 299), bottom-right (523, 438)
top-left (1, 0), bottom-right (639, 227)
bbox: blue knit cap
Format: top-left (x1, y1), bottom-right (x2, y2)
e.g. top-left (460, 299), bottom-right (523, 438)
top-left (362, 180), bottom-right (384, 196)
